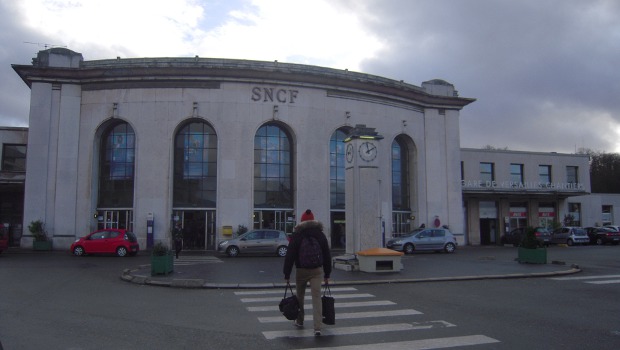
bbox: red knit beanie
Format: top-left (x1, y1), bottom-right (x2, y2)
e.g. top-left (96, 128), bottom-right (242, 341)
top-left (301, 209), bottom-right (314, 222)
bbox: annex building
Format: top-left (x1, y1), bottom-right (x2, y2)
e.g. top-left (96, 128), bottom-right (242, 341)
top-left (3, 48), bottom-right (618, 251)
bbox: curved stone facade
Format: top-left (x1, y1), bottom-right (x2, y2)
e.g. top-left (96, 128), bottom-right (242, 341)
top-left (13, 48), bottom-right (474, 251)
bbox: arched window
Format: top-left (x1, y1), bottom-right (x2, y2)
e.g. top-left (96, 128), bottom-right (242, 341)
top-left (98, 122), bottom-right (135, 207)
top-left (254, 124), bottom-right (292, 208)
top-left (173, 121), bottom-right (218, 207)
top-left (392, 135), bottom-right (412, 234)
top-left (330, 128), bottom-right (349, 209)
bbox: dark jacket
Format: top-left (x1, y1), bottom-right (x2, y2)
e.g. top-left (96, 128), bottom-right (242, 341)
top-left (283, 220), bottom-right (332, 280)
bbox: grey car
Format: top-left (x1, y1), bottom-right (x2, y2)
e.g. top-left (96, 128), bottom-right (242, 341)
top-left (217, 229), bottom-right (290, 257)
top-left (551, 227), bottom-right (589, 246)
top-left (386, 228), bottom-right (458, 254)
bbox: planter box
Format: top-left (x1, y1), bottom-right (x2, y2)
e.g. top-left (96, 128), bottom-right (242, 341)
top-left (33, 241), bottom-right (53, 251)
top-left (151, 252), bottom-right (174, 275)
top-left (518, 247), bottom-right (547, 264)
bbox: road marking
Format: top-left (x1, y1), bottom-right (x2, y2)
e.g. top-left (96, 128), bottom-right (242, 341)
top-left (247, 300), bottom-right (396, 312)
top-left (173, 256), bottom-right (223, 265)
top-left (585, 279), bottom-right (620, 284)
top-left (302, 335), bottom-right (500, 349)
top-left (262, 320), bottom-right (455, 339)
top-left (241, 293), bottom-right (374, 303)
top-left (550, 274), bottom-right (620, 280)
top-left (258, 309), bottom-right (423, 323)
top-left (234, 287), bottom-right (358, 295)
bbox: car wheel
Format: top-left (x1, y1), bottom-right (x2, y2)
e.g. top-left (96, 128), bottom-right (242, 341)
top-left (596, 238), bottom-right (604, 245)
top-left (566, 239), bottom-right (574, 246)
top-left (73, 246), bottom-right (85, 256)
top-left (444, 242), bottom-right (456, 253)
top-left (116, 246), bottom-right (128, 257)
top-left (277, 245), bottom-right (288, 257)
top-left (403, 243), bottom-right (414, 254)
top-left (226, 246), bottom-right (240, 257)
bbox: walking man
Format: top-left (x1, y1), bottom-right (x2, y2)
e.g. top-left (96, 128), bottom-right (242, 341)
top-left (283, 209), bottom-right (332, 336)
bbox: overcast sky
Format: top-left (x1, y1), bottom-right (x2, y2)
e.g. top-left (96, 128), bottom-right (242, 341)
top-left (1, 0), bottom-right (619, 153)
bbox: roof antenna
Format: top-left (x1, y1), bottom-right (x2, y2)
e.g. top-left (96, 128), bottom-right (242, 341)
top-left (24, 41), bottom-right (67, 49)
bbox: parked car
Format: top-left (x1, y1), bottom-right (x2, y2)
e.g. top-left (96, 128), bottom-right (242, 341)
top-left (217, 229), bottom-right (290, 257)
top-left (551, 227), bottom-right (589, 246)
top-left (386, 228), bottom-right (457, 254)
top-left (585, 227), bottom-right (620, 245)
top-left (603, 225), bottom-right (620, 232)
top-left (500, 227), bottom-right (551, 247)
top-left (0, 229), bottom-right (8, 254)
top-left (70, 229), bottom-right (139, 257)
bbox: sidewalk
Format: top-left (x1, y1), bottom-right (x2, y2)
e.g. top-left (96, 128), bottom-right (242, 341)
top-left (121, 246), bottom-right (581, 289)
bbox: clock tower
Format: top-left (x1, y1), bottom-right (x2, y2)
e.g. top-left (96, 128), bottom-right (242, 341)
top-left (344, 124), bottom-right (384, 254)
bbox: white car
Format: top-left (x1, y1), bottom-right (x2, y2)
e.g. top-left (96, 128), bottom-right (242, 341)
top-left (551, 227), bottom-right (589, 246)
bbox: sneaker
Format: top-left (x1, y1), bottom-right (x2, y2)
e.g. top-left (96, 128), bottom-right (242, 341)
top-left (314, 330), bottom-right (321, 336)
top-left (294, 321), bottom-right (303, 328)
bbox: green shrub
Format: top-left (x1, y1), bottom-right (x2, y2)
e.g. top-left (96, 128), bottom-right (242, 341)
top-left (28, 220), bottom-right (48, 242)
top-left (520, 226), bottom-right (540, 249)
top-left (152, 242), bottom-right (170, 256)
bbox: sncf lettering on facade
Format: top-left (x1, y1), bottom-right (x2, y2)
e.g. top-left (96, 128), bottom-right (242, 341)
top-left (251, 87), bottom-right (299, 103)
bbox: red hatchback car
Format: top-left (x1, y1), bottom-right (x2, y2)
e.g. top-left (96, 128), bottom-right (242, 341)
top-left (70, 229), bottom-right (139, 257)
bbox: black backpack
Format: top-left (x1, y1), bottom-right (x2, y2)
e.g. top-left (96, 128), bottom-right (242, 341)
top-left (298, 235), bottom-right (323, 268)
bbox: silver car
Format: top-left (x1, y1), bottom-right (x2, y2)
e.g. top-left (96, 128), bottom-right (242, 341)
top-left (217, 229), bottom-right (290, 257)
top-left (386, 228), bottom-right (458, 254)
top-left (551, 227), bottom-right (589, 246)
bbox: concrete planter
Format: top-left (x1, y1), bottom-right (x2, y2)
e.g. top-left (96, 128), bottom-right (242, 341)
top-left (517, 247), bottom-right (547, 264)
top-left (151, 251), bottom-right (174, 275)
top-left (33, 240), bottom-right (52, 251)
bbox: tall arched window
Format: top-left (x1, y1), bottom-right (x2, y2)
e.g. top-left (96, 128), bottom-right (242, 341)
top-left (253, 123), bottom-right (293, 208)
top-left (173, 121), bottom-right (218, 207)
top-left (99, 122), bottom-right (135, 207)
top-left (330, 128), bottom-right (349, 209)
top-left (392, 135), bottom-right (411, 234)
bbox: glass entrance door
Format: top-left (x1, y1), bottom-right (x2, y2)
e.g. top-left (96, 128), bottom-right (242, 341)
top-left (96, 210), bottom-right (133, 231)
top-left (253, 210), bottom-right (295, 234)
top-left (173, 210), bottom-right (216, 250)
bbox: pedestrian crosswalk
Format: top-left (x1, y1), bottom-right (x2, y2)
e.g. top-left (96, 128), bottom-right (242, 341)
top-left (233, 286), bottom-right (500, 348)
top-left (173, 255), bottom-right (223, 266)
top-left (549, 274), bottom-right (620, 285)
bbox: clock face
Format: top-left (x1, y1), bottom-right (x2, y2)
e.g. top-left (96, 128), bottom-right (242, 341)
top-left (345, 143), bottom-right (354, 163)
top-left (359, 141), bottom-right (377, 162)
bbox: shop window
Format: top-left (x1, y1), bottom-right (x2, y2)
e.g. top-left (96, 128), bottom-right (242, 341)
top-left (566, 166), bottom-right (579, 185)
top-left (173, 120), bottom-right (218, 207)
top-left (566, 202), bottom-right (581, 226)
top-left (510, 163), bottom-right (524, 185)
top-left (98, 122), bottom-right (135, 207)
top-left (539, 165), bottom-right (551, 184)
top-left (392, 136), bottom-right (410, 211)
top-left (254, 123), bottom-right (293, 208)
top-left (330, 128), bottom-right (349, 209)
top-left (392, 135), bottom-right (412, 235)
top-left (480, 162), bottom-right (494, 186)
top-left (602, 205), bottom-right (612, 226)
top-left (1, 144), bottom-right (26, 172)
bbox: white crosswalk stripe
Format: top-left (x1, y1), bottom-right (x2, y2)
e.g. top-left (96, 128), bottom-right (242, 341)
top-left (235, 287), bottom-right (501, 348)
top-left (173, 256), bottom-right (222, 265)
top-left (303, 335), bottom-right (500, 350)
top-left (262, 320), bottom-right (456, 340)
top-left (549, 274), bottom-right (620, 284)
top-left (258, 309), bottom-right (422, 323)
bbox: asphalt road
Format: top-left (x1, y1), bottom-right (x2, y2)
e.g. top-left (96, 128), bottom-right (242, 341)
top-left (0, 245), bottom-right (618, 349)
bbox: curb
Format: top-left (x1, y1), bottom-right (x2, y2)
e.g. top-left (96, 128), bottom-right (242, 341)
top-left (120, 267), bottom-right (582, 290)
